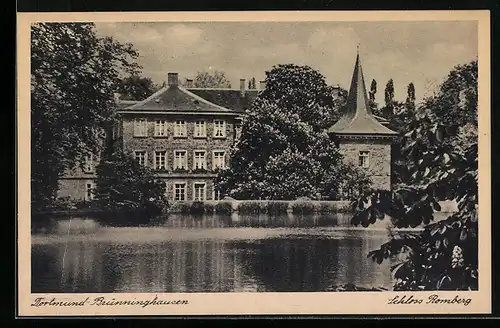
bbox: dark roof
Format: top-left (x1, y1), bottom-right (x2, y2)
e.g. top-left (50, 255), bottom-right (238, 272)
top-left (120, 85), bottom-right (237, 113)
top-left (187, 88), bottom-right (259, 113)
top-left (327, 53), bottom-right (397, 136)
top-left (117, 100), bottom-right (139, 109)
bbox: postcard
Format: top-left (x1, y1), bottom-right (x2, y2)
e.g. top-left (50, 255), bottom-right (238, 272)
top-left (17, 10), bottom-right (491, 316)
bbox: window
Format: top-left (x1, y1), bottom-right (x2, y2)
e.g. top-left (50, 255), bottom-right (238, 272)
top-left (85, 182), bottom-right (94, 201)
top-left (213, 151), bottom-right (226, 170)
top-left (174, 183), bottom-right (186, 201)
top-left (174, 120), bottom-right (186, 137)
top-left (213, 188), bottom-right (222, 201)
top-left (359, 151), bottom-right (370, 168)
top-left (193, 151), bottom-right (206, 170)
top-left (173, 150), bottom-right (187, 170)
top-left (134, 118), bottom-right (148, 137)
top-left (213, 120), bottom-right (226, 138)
top-left (193, 183), bottom-right (206, 201)
top-left (154, 151), bottom-right (167, 170)
top-left (154, 120), bottom-right (167, 137)
top-left (83, 153), bottom-right (94, 173)
top-left (134, 151), bottom-right (147, 166)
top-left (194, 121), bottom-right (206, 138)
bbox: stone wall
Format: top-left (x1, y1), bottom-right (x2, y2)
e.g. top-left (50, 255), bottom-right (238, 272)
top-left (121, 114), bottom-right (238, 172)
top-left (339, 138), bottom-right (392, 190)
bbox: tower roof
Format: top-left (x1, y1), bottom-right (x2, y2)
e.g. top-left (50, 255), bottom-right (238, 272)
top-left (327, 52), bottom-right (397, 137)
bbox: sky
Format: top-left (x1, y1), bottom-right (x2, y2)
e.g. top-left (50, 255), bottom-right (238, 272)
top-left (95, 21), bottom-right (478, 104)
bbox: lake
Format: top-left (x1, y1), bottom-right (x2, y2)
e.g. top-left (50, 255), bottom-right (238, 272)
top-left (31, 213), bottom-right (400, 293)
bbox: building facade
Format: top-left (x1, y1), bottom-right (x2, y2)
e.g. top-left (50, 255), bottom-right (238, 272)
top-left (57, 73), bottom-right (260, 202)
top-left (57, 55), bottom-right (396, 202)
top-left (327, 52), bottom-right (397, 191)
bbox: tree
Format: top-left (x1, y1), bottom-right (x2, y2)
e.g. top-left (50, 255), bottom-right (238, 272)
top-left (117, 75), bottom-right (160, 101)
top-left (31, 23), bottom-right (140, 211)
top-left (406, 82), bottom-right (416, 111)
top-left (215, 64), bottom-right (370, 200)
top-left (368, 79), bottom-right (382, 116)
top-left (193, 70), bottom-right (232, 88)
top-left (383, 79), bottom-right (395, 118)
top-left (351, 60), bottom-right (478, 291)
top-left (94, 143), bottom-right (168, 217)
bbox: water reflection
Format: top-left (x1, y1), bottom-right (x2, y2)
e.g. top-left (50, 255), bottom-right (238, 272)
top-left (32, 214), bottom-right (394, 293)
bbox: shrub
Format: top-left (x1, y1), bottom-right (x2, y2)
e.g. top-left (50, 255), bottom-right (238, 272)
top-left (214, 201), bottom-right (233, 214)
top-left (169, 202), bottom-right (191, 214)
top-left (267, 201), bottom-right (290, 215)
top-left (291, 201), bottom-right (318, 214)
top-left (237, 201), bottom-right (261, 214)
top-left (189, 201), bottom-right (205, 215)
top-left (202, 202), bottom-right (215, 214)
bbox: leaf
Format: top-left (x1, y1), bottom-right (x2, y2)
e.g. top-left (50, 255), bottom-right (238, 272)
top-left (460, 229), bottom-right (468, 241)
top-left (439, 225), bottom-right (447, 235)
top-left (430, 225), bottom-right (440, 236)
top-left (423, 167), bottom-right (431, 178)
top-left (435, 239), bottom-right (441, 250)
top-left (436, 275), bottom-right (450, 290)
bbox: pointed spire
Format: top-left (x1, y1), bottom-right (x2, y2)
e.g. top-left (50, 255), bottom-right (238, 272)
top-left (327, 50), bottom-right (397, 136)
top-left (345, 48), bottom-right (371, 117)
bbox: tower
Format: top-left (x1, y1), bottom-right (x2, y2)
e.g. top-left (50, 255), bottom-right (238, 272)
top-left (327, 51), bottom-right (398, 191)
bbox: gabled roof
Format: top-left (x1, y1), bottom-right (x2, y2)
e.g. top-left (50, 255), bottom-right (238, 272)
top-left (119, 84), bottom-right (237, 113)
top-left (187, 88), bottom-right (259, 113)
top-left (327, 53), bottom-right (397, 136)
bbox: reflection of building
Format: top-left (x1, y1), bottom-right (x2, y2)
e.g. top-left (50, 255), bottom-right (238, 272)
top-left (327, 52), bottom-right (397, 190)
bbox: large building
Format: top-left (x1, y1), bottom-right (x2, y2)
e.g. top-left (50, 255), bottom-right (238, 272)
top-left (327, 52), bottom-right (398, 190)
top-left (57, 73), bottom-right (261, 202)
top-left (57, 53), bottom-right (396, 202)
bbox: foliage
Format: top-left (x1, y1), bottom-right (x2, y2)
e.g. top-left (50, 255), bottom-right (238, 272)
top-left (214, 201), bottom-right (233, 215)
top-left (267, 201), bottom-right (290, 215)
top-left (94, 144), bottom-right (168, 217)
top-left (383, 78), bottom-right (395, 117)
top-left (237, 202), bottom-right (263, 214)
top-left (215, 64), bottom-right (369, 200)
top-left (116, 75), bottom-right (160, 101)
top-left (351, 60), bottom-right (478, 291)
top-left (291, 201), bottom-right (318, 214)
top-left (31, 22), bottom-right (140, 211)
top-left (193, 70), bottom-right (232, 88)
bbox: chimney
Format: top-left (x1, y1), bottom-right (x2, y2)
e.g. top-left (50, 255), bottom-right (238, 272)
top-left (259, 80), bottom-right (266, 90)
top-left (185, 78), bottom-right (193, 88)
top-left (240, 78), bottom-right (246, 97)
top-left (167, 72), bottom-right (179, 87)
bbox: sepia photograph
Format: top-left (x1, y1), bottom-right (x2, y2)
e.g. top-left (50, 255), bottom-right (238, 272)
top-left (17, 11), bottom-right (491, 316)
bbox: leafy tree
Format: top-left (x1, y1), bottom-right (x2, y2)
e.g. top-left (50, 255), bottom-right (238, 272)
top-left (94, 143), bottom-right (168, 217)
top-left (215, 64), bottom-right (370, 200)
top-left (116, 75), bottom-right (160, 101)
top-left (368, 79), bottom-right (382, 116)
top-left (369, 79), bottom-right (377, 101)
top-left (406, 82), bottom-right (416, 111)
top-left (31, 23), bottom-right (140, 211)
top-left (351, 60), bottom-right (478, 291)
top-left (193, 70), bottom-right (232, 88)
top-left (383, 78), bottom-right (395, 118)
